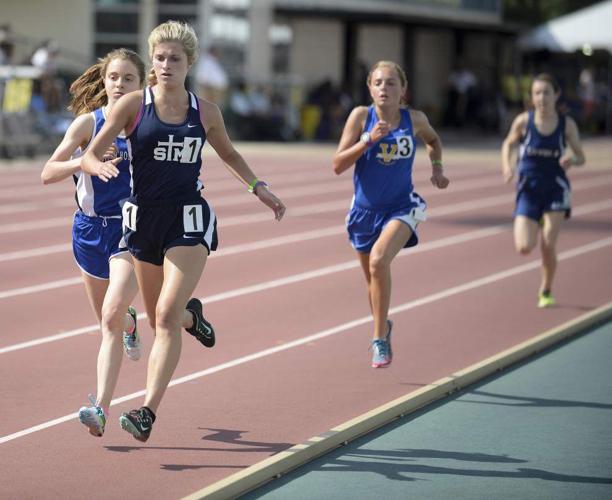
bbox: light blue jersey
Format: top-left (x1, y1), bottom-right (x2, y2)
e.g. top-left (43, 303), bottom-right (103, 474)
top-left (73, 107), bottom-right (132, 217)
top-left (353, 106), bottom-right (417, 211)
top-left (346, 106), bottom-right (427, 254)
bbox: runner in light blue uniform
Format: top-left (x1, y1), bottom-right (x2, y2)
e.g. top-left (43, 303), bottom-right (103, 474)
top-left (334, 60), bottom-right (449, 369)
top-left (502, 73), bottom-right (585, 308)
top-left (41, 48), bottom-right (146, 438)
top-left (348, 104), bottom-right (427, 253)
top-left (72, 106), bottom-right (132, 279)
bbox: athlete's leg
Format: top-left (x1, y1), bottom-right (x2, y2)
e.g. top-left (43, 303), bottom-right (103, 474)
top-left (357, 252), bottom-right (373, 313)
top-left (141, 245), bottom-right (207, 413)
top-left (80, 272), bottom-right (109, 323)
top-left (368, 220), bottom-right (412, 340)
top-left (513, 215), bottom-right (539, 255)
top-left (539, 211), bottom-right (564, 293)
top-left (95, 254), bottom-right (139, 409)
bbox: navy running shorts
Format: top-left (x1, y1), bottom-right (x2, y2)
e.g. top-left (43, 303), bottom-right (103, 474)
top-left (72, 211), bottom-right (128, 279)
top-left (515, 174), bottom-right (571, 221)
top-left (346, 192), bottom-right (427, 254)
top-left (121, 195), bottom-right (218, 265)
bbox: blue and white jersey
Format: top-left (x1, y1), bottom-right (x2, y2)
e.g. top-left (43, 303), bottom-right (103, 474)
top-left (518, 110), bottom-right (567, 179)
top-left (353, 106), bottom-right (417, 210)
top-left (73, 107), bottom-right (132, 217)
top-left (127, 87), bottom-right (205, 202)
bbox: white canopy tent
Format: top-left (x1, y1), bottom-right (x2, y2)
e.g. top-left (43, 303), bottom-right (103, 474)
top-left (518, 1), bottom-right (612, 132)
top-left (518, 0), bottom-right (612, 52)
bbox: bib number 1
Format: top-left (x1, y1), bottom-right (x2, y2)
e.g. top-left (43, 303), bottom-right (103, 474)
top-left (122, 201), bottom-right (138, 231)
top-left (183, 204), bottom-right (203, 233)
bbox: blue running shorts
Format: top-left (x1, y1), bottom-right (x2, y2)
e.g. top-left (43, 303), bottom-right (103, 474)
top-left (346, 192), bottom-right (427, 254)
top-left (515, 174), bottom-right (571, 221)
top-left (72, 211), bottom-right (128, 279)
top-left (121, 195), bottom-right (218, 266)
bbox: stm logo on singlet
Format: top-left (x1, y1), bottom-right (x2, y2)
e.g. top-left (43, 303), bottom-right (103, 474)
top-left (376, 135), bottom-right (414, 165)
top-left (153, 135), bottom-right (203, 163)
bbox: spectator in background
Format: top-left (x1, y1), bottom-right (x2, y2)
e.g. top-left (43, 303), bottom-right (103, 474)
top-left (578, 66), bottom-right (596, 130)
top-left (195, 45), bottom-right (228, 107)
top-left (31, 39), bottom-right (61, 111)
top-left (446, 62), bottom-right (477, 127)
top-left (0, 24), bottom-right (15, 65)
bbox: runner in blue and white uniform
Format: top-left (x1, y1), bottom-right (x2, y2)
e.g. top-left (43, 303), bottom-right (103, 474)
top-left (502, 73), bottom-right (585, 308)
top-left (333, 60), bottom-right (449, 369)
top-left (41, 49), bottom-right (145, 438)
top-left (82, 21), bottom-right (286, 442)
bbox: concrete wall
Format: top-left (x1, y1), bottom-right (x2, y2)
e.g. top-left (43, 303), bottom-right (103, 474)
top-left (413, 28), bottom-right (453, 123)
top-left (2, 0), bottom-right (92, 73)
top-left (289, 18), bottom-right (343, 87)
top-left (356, 24), bottom-right (403, 69)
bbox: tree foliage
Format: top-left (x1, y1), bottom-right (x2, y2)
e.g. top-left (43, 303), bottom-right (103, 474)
top-left (503, 0), bottom-right (603, 25)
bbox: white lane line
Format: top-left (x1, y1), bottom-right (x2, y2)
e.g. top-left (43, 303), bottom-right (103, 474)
top-left (0, 226), bottom-right (505, 353)
top-left (2, 174), bottom-right (610, 236)
top-left (2, 197), bottom-right (611, 353)
top-left (0, 175), bottom-right (503, 262)
top-left (1, 236), bottom-right (610, 445)
top-left (2, 188), bottom-right (612, 300)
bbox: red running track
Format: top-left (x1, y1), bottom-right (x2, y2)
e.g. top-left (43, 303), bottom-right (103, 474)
top-left (1, 140), bottom-right (611, 499)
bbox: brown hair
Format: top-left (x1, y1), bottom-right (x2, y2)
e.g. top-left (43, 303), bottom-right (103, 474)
top-left (147, 20), bottom-right (199, 86)
top-left (531, 73), bottom-right (560, 94)
top-left (68, 48), bottom-right (145, 115)
top-left (367, 60), bottom-right (409, 104)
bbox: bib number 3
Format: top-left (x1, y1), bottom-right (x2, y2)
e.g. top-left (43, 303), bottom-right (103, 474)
top-left (183, 204), bottom-right (203, 233)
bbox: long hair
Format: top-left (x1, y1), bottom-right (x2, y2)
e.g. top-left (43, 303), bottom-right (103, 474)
top-left (367, 60), bottom-right (409, 105)
top-left (68, 48), bottom-right (145, 116)
top-left (147, 20), bottom-right (199, 86)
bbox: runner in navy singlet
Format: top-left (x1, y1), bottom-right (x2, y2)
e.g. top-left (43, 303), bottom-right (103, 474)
top-left (502, 73), bottom-right (585, 308)
top-left (82, 21), bottom-right (286, 442)
top-left (333, 61), bottom-right (449, 369)
top-left (41, 49), bottom-right (146, 437)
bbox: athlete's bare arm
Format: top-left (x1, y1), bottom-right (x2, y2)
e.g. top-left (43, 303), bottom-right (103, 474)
top-left (200, 99), bottom-right (286, 220)
top-left (332, 106), bottom-right (370, 175)
top-left (41, 114), bottom-right (94, 184)
top-left (411, 109), bottom-right (448, 189)
top-left (501, 112), bottom-right (528, 183)
top-left (81, 91), bottom-right (142, 182)
top-left (560, 116), bottom-right (586, 169)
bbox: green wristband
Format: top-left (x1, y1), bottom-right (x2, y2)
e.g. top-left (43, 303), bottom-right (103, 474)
top-left (247, 178), bottom-right (259, 193)
top-left (432, 160), bottom-right (443, 168)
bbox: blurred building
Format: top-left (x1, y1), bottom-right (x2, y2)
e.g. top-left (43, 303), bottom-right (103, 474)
top-left (2, 0), bottom-right (517, 140)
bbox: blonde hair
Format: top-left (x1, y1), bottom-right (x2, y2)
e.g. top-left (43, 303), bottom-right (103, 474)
top-left (68, 48), bottom-right (145, 116)
top-left (367, 60), bottom-right (409, 104)
top-left (147, 20), bottom-right (199, 86)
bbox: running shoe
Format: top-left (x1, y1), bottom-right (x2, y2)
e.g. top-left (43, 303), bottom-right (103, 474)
top-left (185, 298), bottom-right (215, 348)
top-left (122, 306), bottom-right (141, 361)
top-left (78, 394), bottom-right (106, 437)
top-left (538, 291), bottom-right (556, 308)
top-left (119, 407), bottom-right (155, 442)
top-left (385, 319), bottom-right (393, 363)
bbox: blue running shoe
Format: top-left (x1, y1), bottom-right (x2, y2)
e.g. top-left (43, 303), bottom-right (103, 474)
top-left (371, 319), bottom-right (393, 368)
top-left (123, 306), bottom-right (141, 361)
top-left (78, 394), bottom-right (106, 437)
